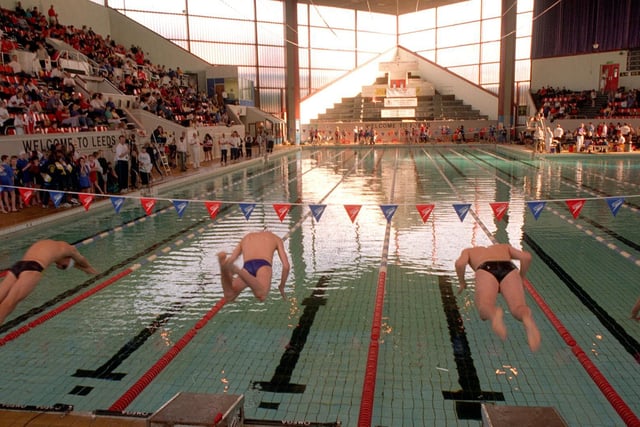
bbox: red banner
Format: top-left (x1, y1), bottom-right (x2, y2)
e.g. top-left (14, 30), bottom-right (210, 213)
top-left (204, 201), bottom-right (221, 220)
top-left (415, 204), bottom-right (435, 223)
top-left (273, 203), bottom-right (291, 222)
top-left (565, 199), bottom-right (586, 219)
top-left (19, 188), bottom-right (33, 205)
top-left (140, 197), bottom-right (156, 215)
top-left (344, 204), bottom-right (362, 223)
top-left (79, 194), bottom-right (94, 211)
top-left (490, 202), bottom-right (509, 221)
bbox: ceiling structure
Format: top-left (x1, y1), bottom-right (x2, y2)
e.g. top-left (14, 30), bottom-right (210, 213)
top-left (296, 0), bottom-right (465, 16)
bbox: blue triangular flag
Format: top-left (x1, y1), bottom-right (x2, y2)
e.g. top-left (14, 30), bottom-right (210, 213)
top-left (605, 197), bottom-right (624, 217)
top-left (239, 203), bottom-right (256, 220)
top-left (526, 201), bottom-right (546, 220)
top-left (110, 196), bottom-right (125, 214)
top-left (380, 204), bottom-right (398, 223)
top-left (51, 191), bottom-right (64, 208)
top-left (172, 200), bottom-right (189, 218)
top-left (309, 204), bottom-right (326, 222)
top-left (453, 203), bottom-right (471, 222)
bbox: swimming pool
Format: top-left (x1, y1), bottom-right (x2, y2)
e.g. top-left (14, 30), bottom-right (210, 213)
top-left (0, 145), bottom-right (638, 426)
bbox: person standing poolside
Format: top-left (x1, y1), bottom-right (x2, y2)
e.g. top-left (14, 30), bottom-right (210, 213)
top-left (455, 243), bottom-right (541, 352)
top-left (0, 240), bottom-right (97, 325)
top-left (217, 231), bottom-right (290, 302)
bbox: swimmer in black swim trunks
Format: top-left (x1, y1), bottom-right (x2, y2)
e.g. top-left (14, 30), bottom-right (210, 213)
top-left (0, 240), bottom-right (97, 325)
top-left (217, 231), bottom-right (290, 302)
top-left (455, 243), bottom-right (541, 352)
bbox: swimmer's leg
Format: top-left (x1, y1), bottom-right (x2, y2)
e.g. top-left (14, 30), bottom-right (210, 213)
top-left (217, 252), bottom-right (244, 302)
top-left (501, 273), bottom-right (541, 352)
top-left (474, 270), bottom-right (507, 341)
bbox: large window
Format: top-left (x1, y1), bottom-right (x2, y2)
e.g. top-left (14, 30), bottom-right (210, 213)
top-left (92, 0), bottom-right (533, 116)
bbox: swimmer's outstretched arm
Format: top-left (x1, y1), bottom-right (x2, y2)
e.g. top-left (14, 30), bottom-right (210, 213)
top-left (275, 238), bottom-right (290, 300)
top-left (59, 242), bottom-right (97, 274)
top-left (454, 249), bottom-right (470, 295)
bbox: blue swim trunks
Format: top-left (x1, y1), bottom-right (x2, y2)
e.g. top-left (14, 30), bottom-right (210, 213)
top-left (243, 259), bottom-right (272, 277)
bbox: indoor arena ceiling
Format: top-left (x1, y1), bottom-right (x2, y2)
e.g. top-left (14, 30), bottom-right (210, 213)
top-left (297, 0), bottom-right (465, 16)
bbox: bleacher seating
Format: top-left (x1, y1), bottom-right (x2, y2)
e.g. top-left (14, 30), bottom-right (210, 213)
top-left (312, 91), bottom-right (487, 124)
top-left (0, 3), bottom-right (231, 136)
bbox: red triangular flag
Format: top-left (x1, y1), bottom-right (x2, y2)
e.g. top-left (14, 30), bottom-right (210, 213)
top-left (204, 201), bottom-right (221, 220)
top-left (490, 202), bottom-right (509, 221)
top-left (416, 204), bottom-right (435, 223)
top-left (344, 204), bottom-right (362, 223)
top-left (19, 188), bottom-right (33, 205)
top-left (565, 199), bottom-right (586, 219)
top-left (140, 197), bottom-right (156, 215)
top-left (79, 193), bottom-right (94, 211)
top-left (273, 203), bottom-right (291, 222)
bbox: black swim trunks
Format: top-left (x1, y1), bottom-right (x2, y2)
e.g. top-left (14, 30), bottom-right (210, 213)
top-left (9, 260), bottom-right (45, 278)
top-left (476, 261), bottom-right (517, 283)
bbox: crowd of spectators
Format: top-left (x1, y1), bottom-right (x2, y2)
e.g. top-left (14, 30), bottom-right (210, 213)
top-left (535, 85), bottom-right (640, 120)
top-left (0, 2), bottom-right (232, 135)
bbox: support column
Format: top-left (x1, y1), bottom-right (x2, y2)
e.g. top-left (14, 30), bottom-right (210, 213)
top-left (284, 0), bottom-right (300, 145)
top-left (498, 0), bottom-right (517, 142)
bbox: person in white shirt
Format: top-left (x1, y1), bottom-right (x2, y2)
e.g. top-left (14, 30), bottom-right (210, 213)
top-left (188, 130), bottom-right (201, 168)
top-left (176, 132), bottom-right (188, 171)
top-left (138, 146), bottom-right (152, 187)
top-left (219, 133), bottom-right (230, 166)
top-left (0, 100), bottom-right (14, 133)
top-left (115, 135), bottom-right (130, 192)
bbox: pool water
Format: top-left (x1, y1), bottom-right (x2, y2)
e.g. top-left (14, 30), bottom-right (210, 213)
top-left (0, 145), bottom-right (638, 426)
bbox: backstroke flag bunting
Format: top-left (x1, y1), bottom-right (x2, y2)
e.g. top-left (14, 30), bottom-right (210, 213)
top-left (239, 203), bottom-right (256, 220)
top-left (5, 185), bottom-right (635, 224)
top-left (19, 188), bottom-right (33, 205)
top-left (111, 196), bottom-right (125, 213)
top-left (416, 204), bottom-right (435, 223)
top-left (380, 204), bottom-right (398, 223)
top-left (606, 197), bottom-right (624, 217)
top-left (309, 204), bottom-right (326, 222)
top-left (273, 203), bottom-right (291, 222)
top-left (565, 199), bottom-right (586, 219)
top-left (141, 197), bottom-right (156, 215)
top-left (204, 201), bottom-right (221, 220)
top-left (172, 200), bottom-right (189, 218)
top-left (453, 203), bottom-right (471, 222)
top-left (344, 204), bottom-right (362, 223)
top-left (79, 194), bottom-right (94, 211)
top-left (490, 202), bottom-right (509, 221)
top-left (51, 191), bottom-right (63, 208)
top-left (527, 201), bottom-right (546, 220)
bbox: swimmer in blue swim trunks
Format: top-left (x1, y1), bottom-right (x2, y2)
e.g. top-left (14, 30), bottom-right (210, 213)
top-left (455, 243), bottom-right (541, 352)
top-left (218, 231), bottom-right (290, 302)
top-left (0, 239), bottom-right (97, 325)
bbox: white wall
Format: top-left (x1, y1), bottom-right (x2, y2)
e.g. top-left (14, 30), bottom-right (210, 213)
top-left (531, 51), bottom-right (640, 92)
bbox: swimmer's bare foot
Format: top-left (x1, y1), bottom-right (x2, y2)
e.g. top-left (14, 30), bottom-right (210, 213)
top-left (523, 315), bottom-right (541, 352)
top-left (491, 306), bottom-right (507, 341)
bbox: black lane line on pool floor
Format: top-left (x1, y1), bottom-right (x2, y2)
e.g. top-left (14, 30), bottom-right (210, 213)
top-left (414, 150), bottom-right (504, 419)
top-left (523, 233), bottom-right (640, 363)
top-left (253, 275), bottom-right (331, 409)
top-left (72, 302), bottom-right (184, 383)
top-left (439, 276), bottom-right (504, 420)
top-left (463, 150), bottom-right (640, 361)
